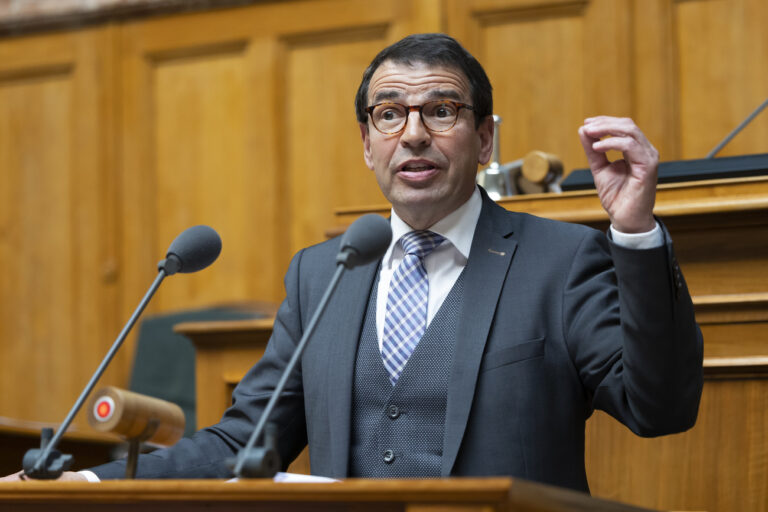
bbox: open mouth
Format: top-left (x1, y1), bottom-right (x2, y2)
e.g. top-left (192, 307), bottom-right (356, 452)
top-left (401, 164), bottom-right (435, 172)
top-left (397, 162), bottom-right (439, 183)
top-left (398, 159), bottom-right (439, 173)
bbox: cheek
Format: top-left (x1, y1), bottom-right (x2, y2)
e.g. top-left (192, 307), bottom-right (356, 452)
top-left (455, 134), bottom-right (482, 168)
top-left (441, 139), bottom-right (474, 171)
top-left (373, 166), bottom-right (387, 185)
top-left (369, 137), bottom-right (395, 165)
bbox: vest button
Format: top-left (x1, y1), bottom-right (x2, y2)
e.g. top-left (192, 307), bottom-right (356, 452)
top-left (383, 449), bottom-right (395, 463)
top-left (387, 405), bottom-right (400, 419)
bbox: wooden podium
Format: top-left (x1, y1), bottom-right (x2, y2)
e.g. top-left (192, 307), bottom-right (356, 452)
top-left (0, 477), bottom-right (656, 511)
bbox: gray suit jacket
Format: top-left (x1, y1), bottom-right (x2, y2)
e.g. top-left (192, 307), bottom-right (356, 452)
top-left (93, 191), bottom-right (703, 492)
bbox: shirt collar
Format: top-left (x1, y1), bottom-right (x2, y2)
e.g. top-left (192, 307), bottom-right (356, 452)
top-left (383, 186), bottom-right (482, 268)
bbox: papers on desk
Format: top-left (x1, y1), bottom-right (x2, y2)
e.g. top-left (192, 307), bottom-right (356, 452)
top-left (227, 472), bottom-right (338, 483)
top-left (273, 472), bottom-right (338, 483)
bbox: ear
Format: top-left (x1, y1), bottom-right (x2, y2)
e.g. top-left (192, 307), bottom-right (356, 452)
top-left (476, 115), bottom-right (494, 165)
top-left (360, 122), bottom-right (375, 170)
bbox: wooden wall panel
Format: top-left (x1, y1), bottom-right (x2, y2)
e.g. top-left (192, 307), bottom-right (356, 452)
top-left (152, 47), bottom-right (257, 310)
top-left (0, 28), bottom-right (118, 426)
top-left (119, 11), bottom-right (281, 328)
top-left (586, 374), bottom-right (768, 512)
top-left (674, 0), bottom-right (768, 158)
top-left (444, 0), bottom-right (768, 168)
top-left (118, 0), bottom-right (443, 317)
top-left (285, 30), bottom-right (389, 253)
top-left (701, 322), bottom-right (768, 357)
top-left (671, 222), bottom-right (768, 296)
top-left (630, 0), bottom-right (680, 160)
top-left (0, 71), bottom-right (75, 421)
top-left (444, 0), bottom-right (634, 174)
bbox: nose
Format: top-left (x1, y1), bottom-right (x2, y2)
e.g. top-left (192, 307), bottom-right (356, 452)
top-left (399, 109), bottom-right (431, 147)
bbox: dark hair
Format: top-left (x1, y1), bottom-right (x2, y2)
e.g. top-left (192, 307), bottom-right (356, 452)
top-left (354, 33), bottom-right (493, 128)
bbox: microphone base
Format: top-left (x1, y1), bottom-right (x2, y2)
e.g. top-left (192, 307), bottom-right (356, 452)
top-left (21, 428), bottom-right (74, 479)
top-left (227, 447), bottom-right (281, 479)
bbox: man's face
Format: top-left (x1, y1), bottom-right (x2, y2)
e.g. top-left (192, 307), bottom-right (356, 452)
top-left (360, 60), bottom-right (493, 229)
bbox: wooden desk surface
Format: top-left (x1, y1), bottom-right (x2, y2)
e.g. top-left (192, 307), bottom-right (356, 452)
top-left (0, 477), bottom-right (655, 512)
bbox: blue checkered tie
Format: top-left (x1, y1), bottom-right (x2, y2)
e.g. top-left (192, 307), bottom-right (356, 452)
top-left (381, 230), bottom-right (445, 385)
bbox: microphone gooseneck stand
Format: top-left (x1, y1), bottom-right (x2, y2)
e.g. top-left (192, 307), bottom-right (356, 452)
top-left (706, 97), bottom-right (768, 158)
top-left (21, 224), bottom-right (221, 479)
top-left (231, 213), bottom-right (391, 479)
top-left (230, 262), bottom-right (349, 478)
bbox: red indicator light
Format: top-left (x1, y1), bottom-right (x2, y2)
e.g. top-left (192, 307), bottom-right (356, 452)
top-left (97, 400), bottom-right (111, 418)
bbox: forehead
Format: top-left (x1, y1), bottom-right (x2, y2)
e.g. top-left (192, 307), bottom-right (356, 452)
top-left (368, 60), bottom-right (471, 104)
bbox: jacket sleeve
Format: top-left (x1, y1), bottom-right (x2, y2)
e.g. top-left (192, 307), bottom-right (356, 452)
top-left (563, 222), bottom-right (703, 436)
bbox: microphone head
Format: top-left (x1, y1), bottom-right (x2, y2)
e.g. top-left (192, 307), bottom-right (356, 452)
top-left (336, 214), bottom-right (391, 268)
top-left (159, 225), bottom-right (222, 275)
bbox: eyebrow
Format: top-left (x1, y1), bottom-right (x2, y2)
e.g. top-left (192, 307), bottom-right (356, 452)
top-left (371, 88), bottom-right (464, 105)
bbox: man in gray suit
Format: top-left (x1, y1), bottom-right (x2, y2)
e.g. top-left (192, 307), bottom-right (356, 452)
top-left (3, 33), bottom-right (702, 492)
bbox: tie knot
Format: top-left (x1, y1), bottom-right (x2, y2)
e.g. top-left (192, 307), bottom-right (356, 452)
top-left (399, 230), bottom-right (445, 259)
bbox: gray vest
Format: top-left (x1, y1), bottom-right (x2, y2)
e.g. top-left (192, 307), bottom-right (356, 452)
top-left (348, 271), bottom-right (465, 477)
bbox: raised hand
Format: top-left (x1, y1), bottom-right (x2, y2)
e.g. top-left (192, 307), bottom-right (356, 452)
top-left (578, 116), bottom-right (658, 233)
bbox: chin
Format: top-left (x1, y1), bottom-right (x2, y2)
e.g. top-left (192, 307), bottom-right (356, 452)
top-left (393, 188), bottom-right (444, 207)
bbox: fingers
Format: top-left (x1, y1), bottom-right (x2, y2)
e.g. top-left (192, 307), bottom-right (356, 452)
top-left (580, 116), bottom-right (659, 169)
top-left (592, 136), bottom-right (634, 152)
top-left (578, 124), bottom-right (610, 172)
top-left (583, 115), bottom-right (642, 135)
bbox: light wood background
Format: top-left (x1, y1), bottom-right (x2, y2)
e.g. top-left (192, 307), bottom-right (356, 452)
top-left (0, 0), bottom-right (767, 508)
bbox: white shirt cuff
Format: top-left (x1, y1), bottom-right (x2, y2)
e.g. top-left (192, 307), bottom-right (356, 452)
top-left (78, 470), bottom-right (100, 482)
top-left (609, 222), bottom-right (663, 249)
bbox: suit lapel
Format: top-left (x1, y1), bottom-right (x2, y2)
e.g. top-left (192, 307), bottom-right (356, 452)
top-left (441, 194), bottom-right (518, 475)
top-left (324, 258), bottom-right (379, 478)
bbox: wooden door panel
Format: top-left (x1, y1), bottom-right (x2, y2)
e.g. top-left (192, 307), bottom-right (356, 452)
top-left (0, 28), bottom-right (117, 425)
top-left (119, 0), bottom-right (440, 309)
top-left (674, 0), bottom-right (768, 158)
top-left (445, 0), bottom-right (633, 175)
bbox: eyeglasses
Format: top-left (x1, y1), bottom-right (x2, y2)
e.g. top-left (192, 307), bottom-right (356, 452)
top-left (365, 100), bottom-right (474, 134)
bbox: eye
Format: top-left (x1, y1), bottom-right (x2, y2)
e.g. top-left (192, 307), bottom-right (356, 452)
top-left (381, 109), bottom-right (399, 121)
top-left (428, 101), bottom-right (458, 118)
top-left (375, 104), bottom-right (405, 123)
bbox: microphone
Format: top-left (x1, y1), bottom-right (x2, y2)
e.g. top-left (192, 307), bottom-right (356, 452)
top-left (159, 225), bottom-right (222, 275)
top-left (230, 214), bottom-right (391, 478)
top-left (336, 213), bottom-right (393, 267)
top-left (22, 226), bottom-right (221, 479)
